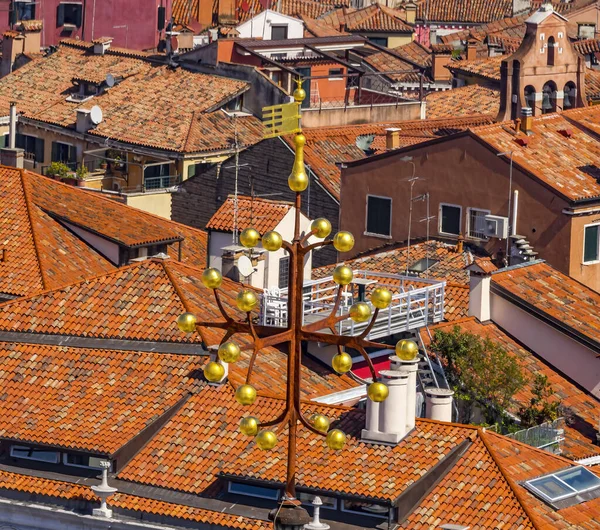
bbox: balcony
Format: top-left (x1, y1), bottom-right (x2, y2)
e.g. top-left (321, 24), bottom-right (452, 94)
top-left (261, 270), bottom-right (445, 340)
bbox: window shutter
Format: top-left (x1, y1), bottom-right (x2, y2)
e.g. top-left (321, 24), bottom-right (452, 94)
top-left (68, 144), bottom-right (76, 164)
top-left (157, 6), bottom-right (166, 31)
top-left (51, 141), bottom-right (59, 161)
top-left (15, 133), bottom-right (25, 150)
top-left (35, 138), bottom-right (45, 163)
top-left (56, 4), bottom-right (65, 26)
top-left (187, 163), bottom-right (196, 179)
top-left (74, 5), bottom-right (82, 27)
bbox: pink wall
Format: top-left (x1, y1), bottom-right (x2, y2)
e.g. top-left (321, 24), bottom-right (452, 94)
top-left (2, 0), bottom-right (171, 51)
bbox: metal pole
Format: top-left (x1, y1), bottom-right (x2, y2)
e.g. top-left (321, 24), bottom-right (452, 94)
top-left (497, 151), bottom-right (514, 263)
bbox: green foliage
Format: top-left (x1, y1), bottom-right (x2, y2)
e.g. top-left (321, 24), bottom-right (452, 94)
top-left (518, 374), bottom-right (560, 428)
top-left (46, 162), bottom-right (70, 179)
top-left (75, 165), bottom-right (88, 180)
top-left (430, 326), bottom-right (526, 424)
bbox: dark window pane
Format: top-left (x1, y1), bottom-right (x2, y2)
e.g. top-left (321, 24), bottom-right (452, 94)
top-left (441, 205), bottom-right (461, 235)
top-left (271, 25), bottom-right (288, 40)
top-left (16, 1), bottom-right (35, 20)
top-left (366, 196), bottom-right (391, 236)
top-left (584, 225), bottom-right (599, 263)
top-left (369, 37), bottom-right (387, 47)
top-left (279, 256), bottom-right (290, 289)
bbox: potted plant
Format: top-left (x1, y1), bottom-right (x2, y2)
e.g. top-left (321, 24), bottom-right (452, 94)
top-left (99, 160), bottom-right (108, 170)
top-left (75, 165), bottom-right (88, 186)
top-left (46, 161), bottom-right (70, 181)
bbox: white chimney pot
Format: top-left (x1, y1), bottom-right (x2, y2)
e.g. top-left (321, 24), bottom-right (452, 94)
top-left (392, 355), bottom-right (420, 432)
top-left (425, 387), bottom-right (454, 422)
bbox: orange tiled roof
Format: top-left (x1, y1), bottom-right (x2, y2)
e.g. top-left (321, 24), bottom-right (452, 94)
top-left (416, 0), bottom-right (513, 24)
top-left (575, 38), bottom-right (600, 55)
top-left (425, 84), bottom-right (500, 119)
top-left (425, 317), bottom-right (600, 460)
top-left (586, 68), bottom-right (600, 101)
top-left (491, 261), bottom-right (600, 348)
top-left (318, 4), bottom-right (412, 33)
top-left (296, 115), bottom-right (495, 200)
top-left (446, 55), bottom-right (504, 81)
top-left (0, 42), bottom-right (257, 153)
top-left (301, 15), bottom-right (350, 37)
top-left (439, 14), bottom-right (529, 45)
top-left (0, 167), bottom-right (115, 298)
top-left (364, 46), bottom-right (426, 83)
top-left (0, 468), bottom-right (269, 529)
top-left (206, 195), bottom-right (294, 233)
top-left (19, 19), bottom-right (43, 31)
top-left (471, 106), bottom-right (600, 202)
top-left (392, 40), bottom-right (432, 67)
top-left (0, 342), bottom-right (203, 454)
top-left (445, 283), bottom-right (470, 321)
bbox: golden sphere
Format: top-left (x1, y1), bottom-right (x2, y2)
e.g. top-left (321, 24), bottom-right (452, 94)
top-left (332, 265), bottom-right (353, 286)
top-left (370, 287), bottom-right (392, 309)
top-left (368, 382), bottom-right (389, 402)
top-left (311, 218), bottom-right (332, 239)
top-left (235, 384), bottom-right (257, 406)
top-left (326, 429), bottom-right (346, 450)
top-left (395, 339), bottom-right (419, 361)
top-left (201, 268), bottom-right (222, 290)
top-left (349, 302), bottom-right (371, 323)
top-left (293, 87), bottom-right (306, 103)
top-left (310, 413), bottom-right (330, 434)
top-left (176, 312), bottom-right (197, 333)
top-left (218, 341), bottom-right (241, 363)
top-left (333, 231), bottom-right (355, 253)
top-left (204, 361), bottom-right (225, 383)
top-left (332, 352), bottom-right (353, 374)
top-left (262, 231), bottom-right (283, 252)
top-left (240, 228), bottom-right (260, 248)
top-left (239, 416), bottom-right (259, 436)
top-left (236, 289), bottom-right (259, 313)
top-left (255, 430), bottom-right (277, 450)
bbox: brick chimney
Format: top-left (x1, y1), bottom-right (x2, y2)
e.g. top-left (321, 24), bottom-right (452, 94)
top-left (431, 45), bottom-right (452, 82)
top-left (404, 1), bottom-right (417, 24)
top-left (466, 39), bottom-right (477, 61)
top-left (520, 107), bottom-right (533, 135)
top-left (385, 128), bottom-right (401, 150)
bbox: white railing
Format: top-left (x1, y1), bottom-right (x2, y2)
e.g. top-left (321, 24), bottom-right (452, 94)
top-left (260, 270), bottom-right (445, 339)
top-left (506, 418), bottom-right (565, 454)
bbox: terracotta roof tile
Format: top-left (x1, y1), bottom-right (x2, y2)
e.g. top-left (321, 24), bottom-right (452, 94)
top-left (319, 4), bottom-right (412, 33)
top-left (0, 342), bottom-right (202, 454)
top-left (0, 42), bottom-right (253, 153)
top-left (491, 261), bottom-right (600, 349)
top-left (207, 195), bottom-right (293, 234)
top-left (301, 15), bottom-right (350, 37)
top-left (425, 317), bottom-right (600, 460)
top-left (446, 56), bottom-right (504, 82)
top-left (296, 115), bottom-right (495, 200)
top-left (575, 38), bottom-right (600, 55)
top-left (19, 19), bottom-right (43, 31)
top-left (364, 47), bottom-right (426, 83)
top-left (471, 107), bottom-right (600, 201)
top-left (426, 84), bottom-right (500, 119)
top-left (416, 0), bottom-right (513, 24)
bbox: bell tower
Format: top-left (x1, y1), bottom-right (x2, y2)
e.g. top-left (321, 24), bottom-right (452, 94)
top-left (497, 4), bottom-right (587, 121)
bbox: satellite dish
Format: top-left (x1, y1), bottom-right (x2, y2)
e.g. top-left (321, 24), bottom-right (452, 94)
top-left (90, 105), bottom-right (103, 125)
top-left (356, 134), bottom-right (375, 153)
top-left (237, 255), bottom-right (254, 277)
top-left (105, 74), bottom-right (115, 87)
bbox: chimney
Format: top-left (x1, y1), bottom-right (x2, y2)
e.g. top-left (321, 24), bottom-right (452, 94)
top-left (429, 25), bottom-right (438, 45)
top-left (431, 46), bottom-right (452, 82)
top-left (76, 109), bottom-right (93, 133)
top-left (385, 128), bottom-right (401, 150)
top-left (9, 102), bottom-right (17, 149)
top-left (404, 2), bottom-right (416, 24)
top-left (520, 107), bottom-right (533, 135)
top-left (425, 388), bottom-right (454, 422)
top-left (466, 40), bottom-right (477, 61)
top-left (468, 269), bottom-right (491, 322)
top-left (1, 102), bottom-right (24, 168)
top-left (92, 37), bottom-right (113, 55)
top-left (391, 354), bottom-right (420, 432)
top-left (218, 0), bottom-right (236, 25)
top-left (362, 369), bottom-right (410, 444)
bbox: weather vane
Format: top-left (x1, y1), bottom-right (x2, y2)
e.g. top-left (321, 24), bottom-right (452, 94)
top-left (176, 83), bottom-right (418, 508)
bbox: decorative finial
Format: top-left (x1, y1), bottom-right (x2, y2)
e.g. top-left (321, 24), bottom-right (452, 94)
top-left (305, 497), bottom-right (330, 530)
top-left (293, 78), bottom-right (306, 104)
top-left (91, 460), bottom-right (117, 518)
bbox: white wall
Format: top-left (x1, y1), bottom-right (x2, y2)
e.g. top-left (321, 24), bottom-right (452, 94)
top-left (63, 221), bottom-right (120, 265)
top-left (490, 291), bottom-right (600, 398)
top-left (236, 10), bottom-right (304, 40)
top-left (208, 231), bottom-right (232, 270)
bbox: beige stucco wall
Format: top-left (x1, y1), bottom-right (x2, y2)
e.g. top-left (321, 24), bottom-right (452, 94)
top-left (569, 209), bottom-right (600, 292)
top-left (125, 191), bottom-right (172, 219)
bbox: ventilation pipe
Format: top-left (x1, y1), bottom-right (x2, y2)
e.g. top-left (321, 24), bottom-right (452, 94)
top-left (9, 102), bottom-right (16, 149)
top-left (468, 267), bottom-right (492, 322)
top-left (390, 354), bottom-right (420, 432)
top-left (511, 190), bottom-right (519, 236)
top-left (425, 388), bottom-right (454, 422)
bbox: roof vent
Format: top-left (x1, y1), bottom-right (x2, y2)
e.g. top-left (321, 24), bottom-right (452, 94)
top-left (92, 37), bottom-right (113, 55)
top-left (355, 134), bottom-right (375, 155)
top-left (515, 136), bottom-right (530, 147)
top-left (558, 128), bottom-right (573, 138)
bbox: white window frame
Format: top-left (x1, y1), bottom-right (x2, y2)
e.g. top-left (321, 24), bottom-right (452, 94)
top-left (364, 194), bottom-right (392, 239)
top-left (524, 466), bottom-right (600, 504)
top-left (10, 445), bottom-right (59, 464)
top-left (228, 481), bottom-right (280, 500)
top-left (438, 202), bottom-right (462, 236)
top-left (297, 491), bottom-right (338, 510)
top-left (582, 222), bottom-right (600, 265)
top-left (62, 453), bottom-right (106, 470)
top-left (340, 500), bottom-right (389, 519)
top-left (466, 207), bottom-right (491, 240)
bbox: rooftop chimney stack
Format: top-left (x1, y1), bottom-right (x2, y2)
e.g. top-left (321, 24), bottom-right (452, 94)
top-left (520, 107), bottom-right (533, 135)
top-left (391, 354), bottom-right (420, 432)
top-left (9, 102), bottom-right (16, 149)
top-left (466, 40), bottom-right (477, 61)
top-left (385, 128), bottom-right (401, 151)
top-left (92, 37), bottom-right (113, 55)
top-left (425, 388), bottom-right (454, 422)
top-left (0, 102), bottom-right (24, 169)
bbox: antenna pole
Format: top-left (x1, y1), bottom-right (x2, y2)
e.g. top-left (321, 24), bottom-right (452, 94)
top-left (233, 115), bottom-right (240, 245)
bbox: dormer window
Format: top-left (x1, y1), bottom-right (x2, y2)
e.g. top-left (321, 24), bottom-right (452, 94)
top-left (10, 444), bottom-right (59, 464)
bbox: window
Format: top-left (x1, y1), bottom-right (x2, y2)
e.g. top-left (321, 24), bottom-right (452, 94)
top-left (547, 36), bottom-right (556, 66)
top-left (228, 481), bottom-right (280, 500)
top-left (365, 195), bottom-right (392, 237)
top-left (523, 466), bottom-right (600, 506)
top-left (369, 37), bottom-right (388, 47)
top-left (329, 68), bottom-right (343, 78)
top-left (341, 500), bottom-right (389, 518)
top-left (16, 133), bottom-right (44, 162)
top-left (439, 203), bottom-right (461, 236)
top-left (57, 2), bottom-right (83, 27)
top-left (15, 1), bottom-right (36, 21)
top-left (271, 24), bottom-right (288, 40)
top-left (297, 491), bottom-right (337, 509)
top-left (408, 258), bottom-right (439, 273)
top-left (467, 208), bottom-right (490, 239)
top-left (583, 224), bottom-right (599, 263)
top-left (63, 453), bottom-right (105, 470)
top-left (278, 256), bottom-right (290, 289)
top-left (51, 141), bottom-right (76, 166)
top-left (0, 133), bottom-right (8, 149)
top-left (11, 445), bottom-right (59, 464)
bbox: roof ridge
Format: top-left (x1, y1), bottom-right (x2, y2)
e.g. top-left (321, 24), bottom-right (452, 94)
top-left (224, 194), bottom-right (294, 206)
top-left (18, 168), bottom-right (48, 290)
top-left (182, 109), bottom-right (197, 153)
top-left (416, 415), bottom-right (480, 431)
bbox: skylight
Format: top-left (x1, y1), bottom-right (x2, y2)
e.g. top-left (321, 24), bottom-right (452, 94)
top-left (408, 258), bottom-right (439, 273)
top-left (523, 466), bottom-right (600, 507)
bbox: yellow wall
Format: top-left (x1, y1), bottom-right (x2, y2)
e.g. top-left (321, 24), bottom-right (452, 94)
top-left (125, 192), bottom-right (172, 219)
top-left (387, 34), bottom-right (414, 48)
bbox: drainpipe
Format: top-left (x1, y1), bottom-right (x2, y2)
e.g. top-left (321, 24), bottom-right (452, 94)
top-left (9, 102), bottom-right (16, 149)
top-left (512, 190), bottom-right (519, 236)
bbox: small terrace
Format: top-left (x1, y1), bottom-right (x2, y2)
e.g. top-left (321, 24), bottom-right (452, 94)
top-left (261, 270), bottom-right (445, 340)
